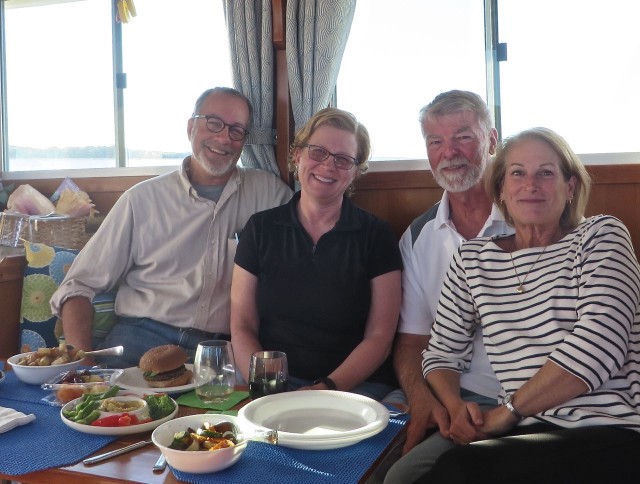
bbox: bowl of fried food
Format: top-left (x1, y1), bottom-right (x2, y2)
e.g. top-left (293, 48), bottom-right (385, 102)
top-left (8, 342), bottom-right (86, 385)
top-left (152, 415), bottom-right (252, 473)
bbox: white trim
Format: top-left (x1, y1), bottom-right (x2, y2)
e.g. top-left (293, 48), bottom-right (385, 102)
top-left (3, 152), bottom-right (639, 180)
top-left (3, 165), bottom-right (176, 180)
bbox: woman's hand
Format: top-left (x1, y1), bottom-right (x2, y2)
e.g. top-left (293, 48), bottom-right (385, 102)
top-left (446, 400), bottom-right (485, 445)
top-left (476, 405), bottom-right (519, 438)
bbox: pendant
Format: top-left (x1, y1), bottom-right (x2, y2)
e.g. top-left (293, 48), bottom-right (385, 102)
top-left (516, 285), bottom-right (525, 294)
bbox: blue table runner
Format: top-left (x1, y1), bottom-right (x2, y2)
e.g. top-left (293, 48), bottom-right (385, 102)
top-left (172, 411), bottom-right (408, 484)
top-left (0, 364), bottom-right (119, 476)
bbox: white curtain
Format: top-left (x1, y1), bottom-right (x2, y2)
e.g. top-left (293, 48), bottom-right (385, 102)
top-left (223, 0), bottom-right (279, 174)
top-left (286, 0), bottom-right (357, 132)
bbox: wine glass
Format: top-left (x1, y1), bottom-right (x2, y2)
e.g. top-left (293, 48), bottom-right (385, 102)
top-left (193, 340), bottom-right (236, 404)
top-left (248, 351), bottom-right (288, 400)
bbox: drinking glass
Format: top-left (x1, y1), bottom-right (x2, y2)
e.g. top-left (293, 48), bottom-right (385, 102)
top-left (248, 351), bottom-right (288, 400)
top-left (193, 340), bottom-right (236, 404)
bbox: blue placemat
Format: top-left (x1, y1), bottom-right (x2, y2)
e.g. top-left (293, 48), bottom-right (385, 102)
top-left (0, 375), bottom-right (51, 404)
top-left (0, 369), bottom-right (119, 476)
top-left (171, 414), bottom-right (408, 484)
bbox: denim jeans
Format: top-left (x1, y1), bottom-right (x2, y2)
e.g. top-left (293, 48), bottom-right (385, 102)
top-left (96, 316), bottom-right (230, 368)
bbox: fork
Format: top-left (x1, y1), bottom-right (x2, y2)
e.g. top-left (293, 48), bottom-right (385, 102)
top-left (153, 454), bottom-right (167, 472)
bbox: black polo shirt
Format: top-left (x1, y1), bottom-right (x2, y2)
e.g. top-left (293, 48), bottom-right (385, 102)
top-left (235, 191), bottom-right (402, 384)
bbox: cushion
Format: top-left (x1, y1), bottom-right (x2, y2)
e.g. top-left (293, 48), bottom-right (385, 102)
top-left (19, 241), bottom-right (116, 350)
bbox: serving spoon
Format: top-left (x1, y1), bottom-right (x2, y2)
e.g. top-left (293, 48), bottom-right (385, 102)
top-left (76, 346), bottom-right (124, 357)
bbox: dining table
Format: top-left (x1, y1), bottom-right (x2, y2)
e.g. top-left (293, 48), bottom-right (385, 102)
top-left (0, 361), bottom-right (408, 484)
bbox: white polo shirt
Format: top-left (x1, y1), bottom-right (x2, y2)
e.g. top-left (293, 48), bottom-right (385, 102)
top-left (398, 191), bottom-right (513, 399)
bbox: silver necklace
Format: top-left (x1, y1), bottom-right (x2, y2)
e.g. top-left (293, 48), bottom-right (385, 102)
top-left (509, 239), bottom-right (547, 294)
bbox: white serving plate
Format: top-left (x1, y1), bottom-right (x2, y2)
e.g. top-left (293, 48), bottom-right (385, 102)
top-left (113, 364), bottom-right (195, 394)
top-left (238, 390), bottom-right (389, 450)
top-left (60, 394), bottom-right (178, 436)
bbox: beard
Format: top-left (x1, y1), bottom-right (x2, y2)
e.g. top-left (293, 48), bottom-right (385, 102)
top-left (193, 150), bottom-right (239, 179)
top-left (432, 155), bottom-right (487, 193)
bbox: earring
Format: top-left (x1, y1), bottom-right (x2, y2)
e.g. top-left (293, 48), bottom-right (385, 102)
top-left (567, 197), bottom-right (573, 205)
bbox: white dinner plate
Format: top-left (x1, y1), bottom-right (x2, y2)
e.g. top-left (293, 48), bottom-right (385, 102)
top-left (113, 364), bottom-right (195, 394)
top-left (238, 390), bottom-right (389, 450)
top-left (60, 394), bottom-right (178, 436)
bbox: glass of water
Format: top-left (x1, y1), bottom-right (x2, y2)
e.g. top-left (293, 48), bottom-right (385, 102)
top-left (193, 340), bottom-right (236, 404)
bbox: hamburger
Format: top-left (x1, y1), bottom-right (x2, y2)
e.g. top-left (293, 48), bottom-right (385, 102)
top-left (139, 345), bottom-right (192, 388)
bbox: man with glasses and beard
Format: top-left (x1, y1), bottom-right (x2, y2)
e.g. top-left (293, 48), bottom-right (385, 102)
top-left (383, 90), bottom-right (513, 483)
top-left (51, 87), bottom-right (292, 368)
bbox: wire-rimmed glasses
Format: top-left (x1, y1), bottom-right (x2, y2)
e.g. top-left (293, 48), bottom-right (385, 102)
top-left (192, 114), bottom-right (249, 141)
top-left (304, 144), bottom-right (358, 170)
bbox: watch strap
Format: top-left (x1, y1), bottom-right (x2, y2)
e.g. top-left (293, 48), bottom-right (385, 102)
top-left (503, 393), bottom-right (523, 420)
top-left (313, 377), bottom-right (337, 390)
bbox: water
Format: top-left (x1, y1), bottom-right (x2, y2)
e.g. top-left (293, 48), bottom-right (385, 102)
top-left (196, 381), bottom-right (234, 403)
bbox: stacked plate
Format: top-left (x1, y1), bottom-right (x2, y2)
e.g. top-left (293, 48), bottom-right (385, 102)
top-left (238, 390), bottom-right (389, 450)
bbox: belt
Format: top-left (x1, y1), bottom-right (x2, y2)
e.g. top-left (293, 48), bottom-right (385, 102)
top-left (178, 327), bottom-right (231, 341)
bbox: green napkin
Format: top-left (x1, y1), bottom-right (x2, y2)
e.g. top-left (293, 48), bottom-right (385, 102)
top-left (176, 390), bottom-right (249, 410)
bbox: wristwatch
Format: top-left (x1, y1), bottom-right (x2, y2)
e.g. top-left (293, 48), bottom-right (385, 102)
top-left (503, 393), bottom-right (524, 420)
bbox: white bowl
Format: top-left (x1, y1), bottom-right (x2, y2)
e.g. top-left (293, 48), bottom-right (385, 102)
top-left (152, 414), bottom-right (248, 474)
top-left (7, 352), bottom-right (83, 385)
top-left (98, 395), bottom-right (150, 421)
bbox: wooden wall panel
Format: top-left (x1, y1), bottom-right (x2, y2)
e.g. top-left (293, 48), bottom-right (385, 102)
top-left (3, 164), bottom-right (640, 260)
top-left (351, 164), bottom-right (640, 261)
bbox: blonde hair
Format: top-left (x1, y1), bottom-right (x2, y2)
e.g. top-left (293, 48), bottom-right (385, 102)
top-left (486, 127), bottom-right (591, 229)
top-left (288, 108), bottom-right (370, 179)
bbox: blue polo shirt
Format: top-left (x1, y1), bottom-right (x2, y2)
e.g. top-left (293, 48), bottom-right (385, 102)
top-left (235, 191), bottom-right (402, 384)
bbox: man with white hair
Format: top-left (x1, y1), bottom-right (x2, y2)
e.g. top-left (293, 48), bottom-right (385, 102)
top-left (384, 90), bottom-right (513, 482)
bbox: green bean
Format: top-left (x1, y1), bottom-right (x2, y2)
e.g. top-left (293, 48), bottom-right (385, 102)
top-left (75, 410), bottom-right (101, 425)
top-left (72, 401), bottom-right (99, 421)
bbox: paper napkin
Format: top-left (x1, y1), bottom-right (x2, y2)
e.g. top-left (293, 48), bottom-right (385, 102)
top-left (0, 406), bottom-right (36, 434)
top-left (176, 390), bottom-right (249, 410)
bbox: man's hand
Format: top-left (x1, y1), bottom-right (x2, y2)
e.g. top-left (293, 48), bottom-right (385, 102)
top-left (403, 391), bottom-right (449, 454)
top-left (393, 333), bottom-right (448, 454)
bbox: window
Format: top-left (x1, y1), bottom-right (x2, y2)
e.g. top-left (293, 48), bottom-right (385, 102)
top-left (498, 0), bottom-right (640, 156)
top-left (4, 0), bottom-right (115, 171)
top-left (337, 0), bottom-right (487, 161)
top-left (337, 0), bottom-right (640, 163)
top-left (1, 0), bottom-right (232, 172)
top-left (121, 0), bottom-right (232, 168)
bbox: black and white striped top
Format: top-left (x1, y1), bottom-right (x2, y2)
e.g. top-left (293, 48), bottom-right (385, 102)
top-left (423, 215), bottom-right (640, 431)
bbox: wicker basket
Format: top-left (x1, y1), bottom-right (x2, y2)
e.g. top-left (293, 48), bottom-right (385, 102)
top-left (0, 212), bottom-right (89, 249)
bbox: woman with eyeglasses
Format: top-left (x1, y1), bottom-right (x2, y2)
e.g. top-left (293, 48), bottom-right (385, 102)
top-left (230, 108), bottom-right (402, 400)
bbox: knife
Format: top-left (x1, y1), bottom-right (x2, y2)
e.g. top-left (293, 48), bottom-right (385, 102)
top-left (83, 440), bottom-right (152, 465)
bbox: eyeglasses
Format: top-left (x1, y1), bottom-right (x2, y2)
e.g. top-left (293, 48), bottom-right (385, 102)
top-left (304, 144), bottom-right (358, 170)
top-left (192, 114), bottom-right (249, 141)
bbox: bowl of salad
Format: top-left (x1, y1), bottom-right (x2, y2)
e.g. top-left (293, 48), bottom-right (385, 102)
top-left (152, 414), bottom-right (251, 473)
